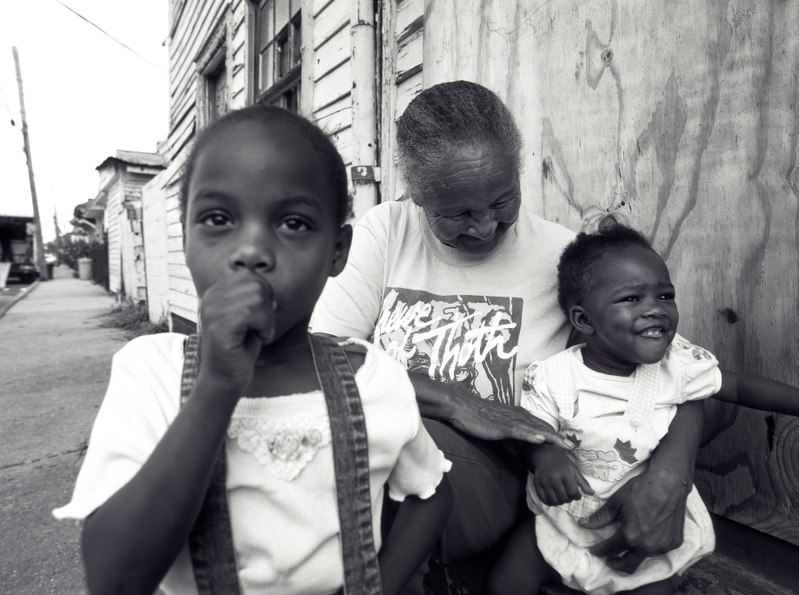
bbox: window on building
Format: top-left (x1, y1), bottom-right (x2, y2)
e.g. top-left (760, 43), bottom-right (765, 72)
top-left (195, 15), bottom-right (229, 129)
top-left (252, 0), bottom-right (301, 111)
top-left (205, 57), bottom-right (228, 121)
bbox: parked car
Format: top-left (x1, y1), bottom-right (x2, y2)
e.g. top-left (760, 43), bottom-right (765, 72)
top-left (7, 261), bottom-right (39, 284)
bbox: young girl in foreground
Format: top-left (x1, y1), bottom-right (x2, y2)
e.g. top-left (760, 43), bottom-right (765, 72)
top-left (486, 225), bottom-right (799, 595)
top-left (54, 105), bottom-right (452, 595)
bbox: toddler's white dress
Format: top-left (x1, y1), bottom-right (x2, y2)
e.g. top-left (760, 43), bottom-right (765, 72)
top-left (521, 335), bottom-right (720, 594)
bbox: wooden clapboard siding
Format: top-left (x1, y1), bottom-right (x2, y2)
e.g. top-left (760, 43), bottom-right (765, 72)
top-left (229, 3), bottom-right (248, 109)
top-left (165, 0), bottom-right (249, 325)
top-left (423, 0), bottom-right (799, 546)
top-left (161, 0), bottom-right (375, 323)
top-left (312, 60), bottom-right (352, 118)
top-left (313, 21), bottom-right (349, 79)
top-left (310, 0), bottom-right (353, 166)
top-left (314, 95), bottom-right (352, 136)
top-left (142, 172), bottom-right (170, 323)
top-left (380, 0), bottom-right (424, 203)
top-left (311, 0), bottom-right (349, 50)
top-left (106, 181), bottom-right (123, 294)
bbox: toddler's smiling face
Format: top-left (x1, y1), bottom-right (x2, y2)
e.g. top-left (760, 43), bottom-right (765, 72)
top-left (574, 246), bottom-right (678, 376)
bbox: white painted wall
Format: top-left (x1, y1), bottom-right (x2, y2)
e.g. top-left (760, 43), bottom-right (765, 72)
top-left (142, 172), bottom-right (169, 323)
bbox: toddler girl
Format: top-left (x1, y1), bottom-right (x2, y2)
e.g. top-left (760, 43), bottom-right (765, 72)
top-left (486, 224), bottom-right (799, 595)
top-left (54, 105), bottom-right (452, 595)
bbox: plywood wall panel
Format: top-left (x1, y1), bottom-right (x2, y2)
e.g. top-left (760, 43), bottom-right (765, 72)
top-left (423, 0), bottom-right (799, 545)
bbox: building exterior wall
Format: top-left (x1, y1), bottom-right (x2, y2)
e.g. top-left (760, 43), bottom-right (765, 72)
top-left (142, 171), bottom-right (170, 323)
top-left (165, 0), bottom-right (249, 327)
top-left (421, 0), bottom-right (799, 547)
top-left (105, 171), bottom-right (123, 295)
top-left (164, 0), bottom-right (365, 328)
top-left (100, 161), bottom-right (162, 301)
top-left (379, 0), bottom-right (424, 204)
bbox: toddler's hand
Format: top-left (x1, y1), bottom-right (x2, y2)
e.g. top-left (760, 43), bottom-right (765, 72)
top-left (198, 270), bottom-right (276, 392)
top-left (531, 444), bottom-right (594, 506)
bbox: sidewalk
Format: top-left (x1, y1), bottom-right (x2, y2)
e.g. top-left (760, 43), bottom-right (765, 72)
top-left (0, 266), bottom-right (125, 594)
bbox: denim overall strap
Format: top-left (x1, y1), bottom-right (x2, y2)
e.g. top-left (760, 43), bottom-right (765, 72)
top-left (181, 334), bottom-right (242, 595)
top-left (308, 333), bottom-right (383, 595)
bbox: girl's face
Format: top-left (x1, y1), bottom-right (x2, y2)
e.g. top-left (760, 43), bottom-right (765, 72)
top-left (419, 143), bottom-right (521, 255)
top-left (573, 246), bottom-right (678, 376)
top-left (183, 119), bottom-right (350, 345)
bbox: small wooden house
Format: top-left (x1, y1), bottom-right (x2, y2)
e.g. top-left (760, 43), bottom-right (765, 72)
top-left (153, 0), bottom-right (799, 586)
top-left (96, 150), bottom-right (165, 301)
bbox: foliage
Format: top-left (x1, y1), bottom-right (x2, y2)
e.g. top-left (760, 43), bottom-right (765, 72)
top-left (99, 300), bottom-right (168, 339)
top-left (58, 234), bottom-right (101, 270)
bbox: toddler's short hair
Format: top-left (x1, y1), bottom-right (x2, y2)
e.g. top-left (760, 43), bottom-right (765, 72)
top-left (557, 224), bottom-right (654, 314)
top-left (180, 105), bottom-right (353, 226)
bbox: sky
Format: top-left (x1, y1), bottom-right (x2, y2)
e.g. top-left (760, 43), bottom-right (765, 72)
top-left (0, 0), bottom-right (168, 242)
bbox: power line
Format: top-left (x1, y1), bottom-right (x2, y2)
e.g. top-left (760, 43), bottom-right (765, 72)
top-left (52, 0), bottom-right (167, 73)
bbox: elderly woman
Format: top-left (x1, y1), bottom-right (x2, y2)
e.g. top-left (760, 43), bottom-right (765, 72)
top-left (312, 81), bottom-right (703, 588)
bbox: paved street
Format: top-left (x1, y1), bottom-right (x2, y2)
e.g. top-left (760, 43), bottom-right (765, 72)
top-left (0, 266), bottom-right (125, 594)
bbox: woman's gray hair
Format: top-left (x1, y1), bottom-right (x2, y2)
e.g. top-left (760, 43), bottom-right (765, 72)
top-left (396, 81), bottom-right (522, 204)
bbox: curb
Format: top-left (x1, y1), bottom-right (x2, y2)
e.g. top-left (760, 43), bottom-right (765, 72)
top-left (0, 279), bottom-right (41, 320)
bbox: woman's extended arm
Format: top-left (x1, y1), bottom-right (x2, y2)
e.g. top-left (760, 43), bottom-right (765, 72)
top-left (714, 370), bottom-right (799, 416)
top-left (378, 477), bottom-right (453, 595)
top-left (409, 373), bottom-right (569, 447)
top-left (581, 400), bottom-right (704, 573)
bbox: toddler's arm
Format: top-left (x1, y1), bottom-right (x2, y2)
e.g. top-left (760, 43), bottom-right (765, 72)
top-left (82, 271), bottom-right (274, 595)
top-left (525, 442), bottom-right (594, 506)
top-left (714, 370), bottom-right (799, 416)
top-left (378, 476), bottom-right (453, 595)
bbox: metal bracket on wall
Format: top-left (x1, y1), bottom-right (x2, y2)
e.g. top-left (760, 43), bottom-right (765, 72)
top-left (350, 165), bottom-right (381, 183)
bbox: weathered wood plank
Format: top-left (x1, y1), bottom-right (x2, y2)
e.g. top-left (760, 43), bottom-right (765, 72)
top-left (314, 21), bottom-right (350, 79)
top-left (312, 58), bottom-right (352, 112)
top-left (314, 95), bottom-right (352, 135)
top-left (396, 30), bottom-right (422, 79)
top-left (422, 0), bottom-right (799, 546)
top-left (312, 0), bottom-right (349, 51)
top-left (396, 0), bottom-right (424, 38)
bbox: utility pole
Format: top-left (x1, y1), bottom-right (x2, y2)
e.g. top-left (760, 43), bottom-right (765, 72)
top-left (12, 46), bottom-right (48, 281)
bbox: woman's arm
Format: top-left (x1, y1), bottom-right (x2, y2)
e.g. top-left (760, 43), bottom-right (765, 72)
top-left (714, 370), bottom-right (799, 416)
top-left (378, 477), bottom-right (453, 595)
top-left (409, 373), bottom-right (569, 447)
top-left (581, 400), bottom-right (704, 573)
top-left (82, 375), bottom-right (239, 594)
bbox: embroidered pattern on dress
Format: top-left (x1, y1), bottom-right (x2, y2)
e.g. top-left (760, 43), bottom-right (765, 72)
top-left (228, 417), bottom-right (331, 481)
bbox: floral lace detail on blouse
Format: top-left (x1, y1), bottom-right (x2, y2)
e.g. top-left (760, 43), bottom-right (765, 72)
top-left (228, 416), bottom-right (332, 481)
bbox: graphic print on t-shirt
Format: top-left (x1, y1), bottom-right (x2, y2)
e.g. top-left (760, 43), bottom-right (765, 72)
top-left (373, 287), bottom-right (523, 404)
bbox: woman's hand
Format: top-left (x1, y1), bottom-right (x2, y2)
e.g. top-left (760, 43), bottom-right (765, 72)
top-left (448, 389), bottom-right (571, 448)
top-left (410, 373), bottom-right (570, 447)
top-left (529, 444), bottom-right (594, 506)
top-left (198, 270), bottom-right (275, 393)
top-left (580, 466), bottom-right (691, 573)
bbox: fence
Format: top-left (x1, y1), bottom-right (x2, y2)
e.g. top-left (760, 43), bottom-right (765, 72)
top-left (90, 241), bottom-right (109, 290)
